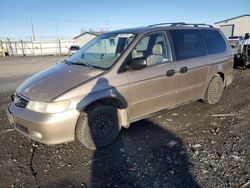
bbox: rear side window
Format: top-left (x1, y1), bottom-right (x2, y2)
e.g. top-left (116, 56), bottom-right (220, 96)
top-left (170, 29), bottom-right (206, 61)
top-left (201, 29), bottom-right (227, 54)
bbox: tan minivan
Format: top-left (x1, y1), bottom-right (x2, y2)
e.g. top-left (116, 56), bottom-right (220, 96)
top-left (7, 23), bottom-right (233, 150)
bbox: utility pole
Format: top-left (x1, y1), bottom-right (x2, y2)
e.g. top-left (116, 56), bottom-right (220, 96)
top-left (56, 23), bottom-right (59, 39)
top-left (56, 24), bottom-right (61, 55)
top-left (105, 21), bottom-right (109, 31)
top-left (31, 18), bottom-right (35, 41)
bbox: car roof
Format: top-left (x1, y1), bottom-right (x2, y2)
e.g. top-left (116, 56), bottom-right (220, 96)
top-left (106, 27), bottom-right (149, 34)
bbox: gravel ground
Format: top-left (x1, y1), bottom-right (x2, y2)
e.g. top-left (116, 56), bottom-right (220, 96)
top-left (0, 57), bottom-right (249, 188)
top-left (0, 56), bottom-right (65, 93)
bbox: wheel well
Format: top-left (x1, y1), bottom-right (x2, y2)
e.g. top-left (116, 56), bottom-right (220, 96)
top-left (84, 98), bottom-right (126, 112)
top-left (82, 98), bottom-right (129, 128)
top-left (217, 72), bottom-right (224, 81)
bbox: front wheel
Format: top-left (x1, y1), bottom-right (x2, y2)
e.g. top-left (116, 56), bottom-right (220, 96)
top-left (203, 75), bottom-right (224, 104)
top-left (76, 105), bottom-right (121, 150)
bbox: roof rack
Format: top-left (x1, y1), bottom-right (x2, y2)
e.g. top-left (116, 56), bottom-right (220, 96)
top-left (148, 22), bottom-right (185, 27)
top-left (148, 22), bottom-right (213, 28)
top-left (180, 23), bottom-right (214, 28)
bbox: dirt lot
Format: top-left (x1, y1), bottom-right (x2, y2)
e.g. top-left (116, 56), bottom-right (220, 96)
top-left (0, 56), bottom-right (65, 93)
top-left (0, 56), bottom-right (249, 188)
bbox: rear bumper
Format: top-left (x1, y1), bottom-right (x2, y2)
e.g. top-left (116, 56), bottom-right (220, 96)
top-left (8, 102), bottom-right (80, 145)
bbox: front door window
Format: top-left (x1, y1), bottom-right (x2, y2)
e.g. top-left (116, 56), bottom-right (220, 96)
top-left (128, 32), bottom-right (172, 67)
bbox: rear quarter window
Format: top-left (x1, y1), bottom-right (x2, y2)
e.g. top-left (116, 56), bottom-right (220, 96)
top-left (170, 29), bottom-right (207, 61)
top-left (201, 29), bottom-right (227, 54)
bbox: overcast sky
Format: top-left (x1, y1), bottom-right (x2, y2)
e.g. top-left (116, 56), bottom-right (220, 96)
top-left (0, 0), bottom-right (249, 40)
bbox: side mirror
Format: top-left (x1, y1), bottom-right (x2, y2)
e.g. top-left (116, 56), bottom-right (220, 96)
top-left (129, 57), bottom-right (147, 70)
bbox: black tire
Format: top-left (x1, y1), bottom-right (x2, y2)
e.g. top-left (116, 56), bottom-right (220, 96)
top-left (242, 56), bottom-right (247, 70)
top-left (204, 75), bottom-right (224, 104)
top-left (76, 105), bottom-right (121, 150)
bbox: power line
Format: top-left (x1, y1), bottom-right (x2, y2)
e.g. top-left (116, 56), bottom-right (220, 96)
top-left (2, 16), bottom-right (151, 26)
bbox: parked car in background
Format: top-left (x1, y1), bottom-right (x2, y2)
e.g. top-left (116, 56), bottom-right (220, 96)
top-left (7, 23), bottom-right (233, 150)
top-left (68, 45), bottom-right (80, 56)
top-left (228, 36), bottom-right (244, 54)
top-left (229, 33), bottom-right (250, 69)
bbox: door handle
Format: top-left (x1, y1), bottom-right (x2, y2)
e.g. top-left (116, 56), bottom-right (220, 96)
top-left (180, 66), bottom-right (188, 73)
top-left (166, 69), bottom-right (175, 77)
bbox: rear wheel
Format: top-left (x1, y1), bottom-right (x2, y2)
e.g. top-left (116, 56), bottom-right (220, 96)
top-left (76, 105), bottom-right (121, 150)
top-left (204, 75), bottom-right (224, 104)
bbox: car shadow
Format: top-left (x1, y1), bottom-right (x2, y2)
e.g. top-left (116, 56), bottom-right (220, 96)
top-left (48, 119), bottom-right (200, 188)
top-left (88, 119), bottom-right (200, 187)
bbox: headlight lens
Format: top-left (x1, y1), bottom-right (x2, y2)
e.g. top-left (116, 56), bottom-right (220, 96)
top-left (26, 100), bottom-right (70, 113)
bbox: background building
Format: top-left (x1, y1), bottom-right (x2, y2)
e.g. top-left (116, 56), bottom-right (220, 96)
top-left (73, 32), bottom-right (103, 47)
top-left (214, 15), bottom-right (250, 38)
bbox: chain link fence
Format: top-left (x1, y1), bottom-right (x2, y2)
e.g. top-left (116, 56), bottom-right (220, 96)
top-left (0, 39), bottom-right (76, 56)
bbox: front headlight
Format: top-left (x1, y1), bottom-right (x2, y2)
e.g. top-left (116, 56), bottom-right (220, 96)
top-left (26, 100), bottom-right (70, 113)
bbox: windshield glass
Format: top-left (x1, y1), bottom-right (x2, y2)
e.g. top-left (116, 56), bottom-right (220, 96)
top-left (67, 33), bottom-right (135, 69)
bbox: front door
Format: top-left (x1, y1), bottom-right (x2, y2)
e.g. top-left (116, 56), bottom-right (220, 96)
top-left (126, 32), bottom-right (178, 121)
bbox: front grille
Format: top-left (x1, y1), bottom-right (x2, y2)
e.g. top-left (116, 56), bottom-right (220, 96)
top-left (14, 94), bottom-right (29, 108)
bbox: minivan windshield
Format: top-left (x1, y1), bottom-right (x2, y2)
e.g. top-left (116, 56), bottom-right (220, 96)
top-left (67, 33), bottom-right (136, 69)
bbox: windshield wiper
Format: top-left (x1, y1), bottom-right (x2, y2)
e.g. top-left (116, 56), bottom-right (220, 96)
top-left (63, 59), bottom-right (107, 70)
top-left (71, 61), bottom-right (94, 68)
top-left (63, 60), bottom-right (87, 67)
top-left (62, 59), bottom-right (74, 65)
top-left (89, 64), bottom-right (107, 70)
top-left (71, 61), bottom-right (107, 70)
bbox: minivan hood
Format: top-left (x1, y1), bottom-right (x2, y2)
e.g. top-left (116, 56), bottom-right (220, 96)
top-left (18, 63), bottom-right (104, 101)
